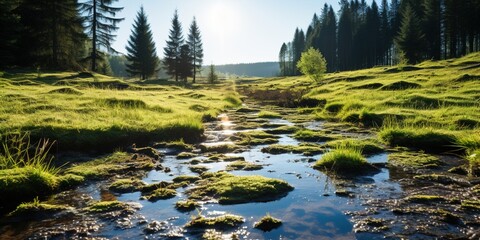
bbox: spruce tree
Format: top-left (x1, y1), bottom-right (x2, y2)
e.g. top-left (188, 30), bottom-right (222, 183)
top-left (178, 44), bottom-right (192, 83)
top-left (338, 2), bottom-right (353, 71)
top-left (187, 17), bottom-right (204, 83)
top-left (81, 0), bottom-right (124, 72)
top-left (278, 43), bottom-right (287, 76)
top-left (126, 6), bottom-right (159, 80)
top-left (423, 0), bottom-right (441, 60)
top-left (207, 64), bottom-right (218, 84)
top-left (0, 0), bottom-right (20, 67)
top-left (164, 10), bottom-right (184, 81)
top-left (380, 0), bottom-right (391, 65)
top-left (395, 4), bottom-right (425, 64)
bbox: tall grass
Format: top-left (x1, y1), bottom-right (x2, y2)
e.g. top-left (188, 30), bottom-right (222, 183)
top-left (314, 144), bottom-right (370, 173)
top-left (1, 132), bottom-right (58, 175)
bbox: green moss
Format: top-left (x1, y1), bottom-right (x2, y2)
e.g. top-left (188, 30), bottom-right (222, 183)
top-left (190, 165), bottom-right (209, 174)
top-left (177, 152), bottom-right (197, 159)
top-left (58, 173), bottom-right (85, 189)
top-left (261, 143), bottom-right (325, 156)
top-left (388, 151), bottom-right (440, 169)
top-left (154, 140), bottom-right (194, 151)
top-left (258, 111), bottom-right (281, 119)
top-left (293, 129), bottom-right (338, 142)
top-left (172, 175), bottom-right (201, 183)
top-left (109, 179), bottom-right (146, 193)
top-left (185, 214), bottom-right (244, 228)
top-left (9, 197), bottom-right (71, 216)
top-left (406, 195), bottom-right (448, 203)
top-left (226, 161), bottom-right (263, 171)
top-left (199, 144), bottom-right (239, 153)
top-left (188, 172), bottom-right (294, 204)
top-left (313, 146), bottom-right (375, 174)
top-left (234, 131), bottom-right (279, 146)
top-left (143, 188), bottom-right (177, 201)
top-left (324, 139), bottom-right (384, 155)
top-left (175, 200), bottom-right (197, 211)
top-left (254, 215), bottom-right (282, 231)
top-left (85, 201), bottom-right (129, 213)
top-left (264, 125), bottom-right (300, 134)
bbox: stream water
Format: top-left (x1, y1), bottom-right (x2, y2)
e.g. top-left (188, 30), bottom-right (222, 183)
top-left (0, 103), bottom-right (478, 239)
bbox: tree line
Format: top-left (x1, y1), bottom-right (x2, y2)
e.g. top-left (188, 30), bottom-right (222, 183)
top-left (279, 0), bottom-right (480, 75)
top-left (0, 0), bottom-right (204, 82)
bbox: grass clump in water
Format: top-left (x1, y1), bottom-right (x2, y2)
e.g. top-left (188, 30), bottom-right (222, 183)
top-left (175, 200), bottom-right (197, 212)
top-left (186, 213), bottom-right (244, 228)
top-left (172, 175), bottom-right (201, 183)
top-left (9, 197), bottom-right (71, 216)
top-left (254, 214), bottom-right (282, 231)
top-left (188, 172), bottom-right (294, 204)
top-left (143, 188), bottom-right (177, 201)
top-left (85, 200), bottom-right (129, 213)
top-left (261, 143), bottom-right (325, 156)
top-left (258, 111), bottom-right (281, 119)
top-left (406, 195), bottom-right (448, 203)
top-left (234, 131), bottom-right (279, 146)
top-left (324, 139), bottom-right (384, 155)
top-left (293, 129), bottom-right (338, 142)
top-left (225, 161), bottom-right (263, 171)
top-left (109, 179), bottom-right (146, 193)
top-left (388, 151), bottom-right (440, 170)
top-left (313, 145), bottom-right (375, 174)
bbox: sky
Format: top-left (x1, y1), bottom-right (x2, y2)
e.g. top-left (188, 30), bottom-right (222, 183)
top-left (112, 0), bottom-right (371, 65)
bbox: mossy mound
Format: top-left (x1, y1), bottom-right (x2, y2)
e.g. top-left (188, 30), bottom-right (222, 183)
top-left (225, 161), bottom-right (263, 171)
top-left (177, 152), bottom-right (197, 159)
top-left (261, 143), bottom-right (325, 156)
top-left (172, 175), bottom-right (201, 183)
top-left (189, 165), bottom-right (209, 174)
top-left (254, 215), bottom-right (282, 231)
top-left (388, 151), bottom-right (441, 170)
top-left (9, 199), bottom-right (71, 217)
top-left (264, 125), bottom-right (300, 134)
top-left (175, 200), bottom-right (197, 212)
top-left (199, 144), bottom-right (239, 153)
top-left (153, 140), bottom-right (194, 152)
top-left (258, 111), bottom-right (281, 119)
top-left (379, 128), bottom-right (458, 153)
top-left (185, 214), bottom-right (244, 229)
top-left (314, 147), bottom-right (377, 174)
top-left (381, 81), bottom-right (421, 90)
top-left (188, 172), bottom-right (294, 204)
top-left (85, 201), bottom-right (130, 213)
top-left (142, 188), bottom-right (177, 201)
top-left (109, 179), bottom-right (146, 193)
top-left (234, 131), bottom-right (280, 145)
top-left (293, 129), bottom-right (339, 142)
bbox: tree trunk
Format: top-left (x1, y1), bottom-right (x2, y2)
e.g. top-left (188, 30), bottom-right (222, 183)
top-left (92, 0), bottom-right (97, 72)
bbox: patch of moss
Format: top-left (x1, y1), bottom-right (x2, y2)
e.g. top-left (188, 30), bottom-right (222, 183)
top-left (141, 181), bottom-right (178, 193)
top-left (190, 165), bottom-right (209, 174)
top-left (264, 125), bottom-right (300, 134)
top-left (175, 200), bottom-right (197, 212)
top-left (172, 175), bottom-right (201, 183)
top-left (154, 140), bottom-right (194, 151)
top-left (185, 214), bottom-right (244, 228)
top-left (199, 144), bottom-right (239, 153)
top-left (143, 188), bottom-right (177, 201)
top-left (177, 152), bottom-right (197, 159)
top-left (254, 215), bottom-right (282, 231)
top-left (387, 151), bottom-right (440, 170)
top-left (406, 195), bottom-right (448, 203)
top-left (261, 143), bottom-right (325, 156)
top-left (85, 201), bottom-right (129, 213)
top-left (381, 81), bottom-right (421, 90)
top-left (226, 161), bottom-right (263, 171)
top-left (57, 173), bottom-right (85, 189)
top-left (9, 198), bottom-right (71, 216)
top-left (109, 179), bottom-right (146, 193)
top-left (258, 111), bottom-right (281, 119)
top-left (293, 129), bottom-right (338, 142)
top-left (233, 130), bottom-right (280, 146)
top-left (188, 172), bottom-right (294, 204)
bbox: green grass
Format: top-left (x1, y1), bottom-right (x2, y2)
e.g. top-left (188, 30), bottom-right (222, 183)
top-left (225, 160), bottom-right (263, 171)
top-left (188, 172), bottom-right (294, 204)
top-left (175, 200), bottom-right (197, 211)
top-left (313, 145), bottom-right (375, 174)
top-left (258, 111), bottom-right (281, 119)
top-left (142, 188), bottom-right (177, 201)
top-left (8, 197), bottom-right (71, 216)
top-left (0, 72), bottom-right (241, 151)
top-left (388, 151), bottom-right (441, 170)
top-left (85, 200), bottom-right (130, 213)
top-left (186, 214), bottom-right (244, 228)
top-left (324, 139), bottom-right (384, 155)
top-left (254, 214), bottom-right (282, 231)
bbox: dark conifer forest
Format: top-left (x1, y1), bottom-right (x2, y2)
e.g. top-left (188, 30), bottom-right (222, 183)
top-left (279, 0), bottom-right (480, 75)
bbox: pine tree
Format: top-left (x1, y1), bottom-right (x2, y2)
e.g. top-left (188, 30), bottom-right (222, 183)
top-left (207, 64), bottom-right (218, 84)
top-left (366, 1), bottom-right (381, 67)
top-left (16, 0), bottom-right (85, 69)
top-left (338, 1), bottom-right (353, 71)
top-left (0, 0), bottom-right (20, 67)
top-left (178, 44), bottom-right (192, 83)
top-left (125, 6), bottom-right (159, 80)
top-left (164, 10), bottom-right (184, 81)
top-left (380, 0), bottom-right (391, 65)
top-left (292, 28), bottom-right (305, 75)
top-left (80, 0), bottom-right (124, 72)
top-left (187, 17), bottom-right (204, 83)
top-left (395, 4), bottom-right (426, 64)
top-left (278, 43), bottom-right (287, 76)
top-left (423, 0), bottom-right (441, 60)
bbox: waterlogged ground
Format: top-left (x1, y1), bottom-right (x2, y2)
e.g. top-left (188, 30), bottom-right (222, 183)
top-left (1, 101), bottom-right (479, 239)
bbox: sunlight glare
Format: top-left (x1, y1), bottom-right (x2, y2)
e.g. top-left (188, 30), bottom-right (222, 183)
top-left (207, 1), bottom-right (240, 39)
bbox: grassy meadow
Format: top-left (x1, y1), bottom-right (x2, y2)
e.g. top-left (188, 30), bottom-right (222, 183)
top-left (237, 52), bottom-right (480, 158)
top-left (0, 71), bottom-right (241, 151)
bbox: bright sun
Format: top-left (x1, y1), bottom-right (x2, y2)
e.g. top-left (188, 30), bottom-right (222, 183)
top-left (207, 2), bottom-right (239, 37)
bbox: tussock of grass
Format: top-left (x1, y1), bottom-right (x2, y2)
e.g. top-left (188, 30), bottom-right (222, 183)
top-left (143, 188), bottom-right (177, 201)
top-left (293, 129), bottom-right (338, 142)
top-left (234, 131), bottom-right (279, 146)
top-left (325, 139), bottom-right (384, 155)
top-left (85, 200), bottom-right (129, 212)
top-left (172, 175), bottom-right (201, 183)
top-left (261, 143), bottom-right (325, 156)
top-left (254, 214), bottom-right (282, 231)
top-left (188, 172), bottom-right (294, 204)
top-left (175, 200), bottom-right (197, 211)
top-left (9, 197), bottom-right (71, 216)
top-left (225, 161), bottom-right (263, 171)
top-left (314, 145), bottom-right (375, 174)
top-left (109, 179), bottom-right (146, 193)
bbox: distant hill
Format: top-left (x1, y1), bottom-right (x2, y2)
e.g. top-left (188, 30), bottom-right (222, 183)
top-left (206, 62), bottom-right (280, 77)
